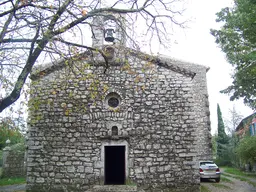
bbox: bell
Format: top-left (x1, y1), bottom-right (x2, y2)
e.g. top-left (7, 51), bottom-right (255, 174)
top-left (105, 29), bottom-right (115, 42)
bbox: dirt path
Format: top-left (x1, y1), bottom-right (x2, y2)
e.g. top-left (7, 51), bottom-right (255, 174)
top-left (201, 169), bottom-right (256, 192)
top-left (0, 184), bottom-right (25, 192)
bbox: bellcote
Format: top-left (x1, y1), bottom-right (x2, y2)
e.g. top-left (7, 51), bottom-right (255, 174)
top-left (92, 14), bottom-right (126, 49)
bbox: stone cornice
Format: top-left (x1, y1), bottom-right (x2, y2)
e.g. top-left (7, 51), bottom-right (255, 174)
top-left (30, 46), bottom-right (209, 80)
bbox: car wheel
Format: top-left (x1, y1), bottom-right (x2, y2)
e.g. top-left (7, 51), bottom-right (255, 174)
top-left (215, 178), bottom-right (220, 183)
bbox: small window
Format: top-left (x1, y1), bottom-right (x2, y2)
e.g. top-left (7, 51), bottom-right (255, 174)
top-left (250, 124), bottom-right (255, 136)
top-left (105, 92), bottom-right (121, 109)
top-left (112, 126), bottom-right (118, 136)
top-left (108, 97), bottom-right (119, 108)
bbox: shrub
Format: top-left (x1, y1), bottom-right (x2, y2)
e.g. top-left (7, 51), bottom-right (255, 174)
top-left (236, 136), bottom-right (256, 164)
top-left (0, 150), bottom-right (2, 167)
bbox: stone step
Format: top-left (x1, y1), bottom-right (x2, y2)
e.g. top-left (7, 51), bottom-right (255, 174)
top-left (88, 185), bottom-right (138, 192)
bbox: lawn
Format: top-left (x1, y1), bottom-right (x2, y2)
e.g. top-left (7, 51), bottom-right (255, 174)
top-left (221, 176), bottom-right (233, 183)
top-left (224, 167), bottom-right (256, 178)
top-left (0, 167), bottom-right (26, 186)
top-left (0, 177), bottom-right (26, 186)
top-left (222, 167), bottom-right (256, 187)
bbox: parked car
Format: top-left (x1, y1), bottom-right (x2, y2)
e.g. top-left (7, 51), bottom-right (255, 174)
top-left (199, 161), bottom-right (221, 182)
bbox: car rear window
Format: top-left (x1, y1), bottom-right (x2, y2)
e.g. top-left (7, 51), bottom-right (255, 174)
top-left (200, 161), bottom-right (214, 166)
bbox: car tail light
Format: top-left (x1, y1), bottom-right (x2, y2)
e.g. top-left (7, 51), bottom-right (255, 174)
top-left (200, 168), bottom-right (203, 173)
top-left (216, 168), bottom-right (220, 172)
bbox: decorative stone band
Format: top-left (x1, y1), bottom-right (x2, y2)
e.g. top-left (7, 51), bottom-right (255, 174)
top-left (82, 111), bottom-right (133, 122)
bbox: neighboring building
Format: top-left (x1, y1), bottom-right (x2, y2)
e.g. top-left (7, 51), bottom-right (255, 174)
top-left (236, 112), bottom-right (256, 137)
top-left (2, 143), bottom-right (26, 178)
top-left (26, 15), bottom-right (212, 192)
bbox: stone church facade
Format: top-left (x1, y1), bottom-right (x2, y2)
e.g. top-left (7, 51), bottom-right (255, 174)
top-left (26, 15), bottom-right (212, 192)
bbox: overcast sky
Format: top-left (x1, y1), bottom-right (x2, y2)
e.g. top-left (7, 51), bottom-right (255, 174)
top-left (162, 0), bottom-right (254, 134)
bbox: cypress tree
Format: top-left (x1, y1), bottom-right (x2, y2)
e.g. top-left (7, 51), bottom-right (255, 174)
top-left (217, 104), bottom-right (229, 159)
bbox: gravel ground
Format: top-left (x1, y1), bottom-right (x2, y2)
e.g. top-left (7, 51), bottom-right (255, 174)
top-left (201, 170), bottom-right (256, 192)
top-left (1, 170), bottom-right (256, 192)
top-left (0, 184), bottom-right (25, 192)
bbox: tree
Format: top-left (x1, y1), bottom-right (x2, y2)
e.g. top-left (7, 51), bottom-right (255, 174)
top-left (216, 104), bottom-right (229, 161)
top-left (225, 105), bottom-right (243, 135)
top-left (214, 106), bottom-right (242, 166)
top-left (211, 133), bottom-right (217, 158)
top-left (236, 136), bottom-right (256, 165)
top-left (223, 106), bottom-right (243, 167)
top-left (0, 117), bottom-right (24, 150)
top-left (0, 0), bottom-right (187, 113)
top-left (211, 0), bottom-right (256, 110)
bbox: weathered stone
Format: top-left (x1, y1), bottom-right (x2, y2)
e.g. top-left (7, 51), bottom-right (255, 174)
top-left (26, 15), bottom-right (211, 192)
top-left (36, 178), bottom-right (45, 183)
top-left (67, 166), bottom-right (75, 173)
top-left (2, 146), bottom-right (25, 178)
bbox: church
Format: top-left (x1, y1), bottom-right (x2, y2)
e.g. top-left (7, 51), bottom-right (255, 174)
top-left (26, 14), bottom-right (212, 192)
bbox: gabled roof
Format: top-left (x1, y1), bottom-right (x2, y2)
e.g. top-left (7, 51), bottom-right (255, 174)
top-left (30, 46), bottom-right (208, 80)
top-left (236, 112), bottom-right (256, 132)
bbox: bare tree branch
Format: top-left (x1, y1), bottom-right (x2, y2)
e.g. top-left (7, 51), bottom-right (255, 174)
top-left (0, 24), bottom-right (40, 112)
top-left (0, 3), bottom-right (56, 18)
top-left (0, 0), bottom-right (76, 112)
top-left (54, 38), bottom-right (109, 70)
top-left (0, 1), bottom-right (18, 44)
top-left (0, 0), bottom-right (187, 113)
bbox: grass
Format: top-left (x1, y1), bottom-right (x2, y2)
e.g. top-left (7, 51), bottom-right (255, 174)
top-left (12, 191), bottom-right (25, 192)
top-left (222, 172), bottom-right (256, 187)
top-left (0, 167), bottom-right (2, 177)
top-left (221, 175), bottom-right (233, 183)
top-left (200, 185), bottom-right (211, 192)
top-left (0, 177), bottom-right (26, 186)
top-left (224, 167), bottom-right (256, 178)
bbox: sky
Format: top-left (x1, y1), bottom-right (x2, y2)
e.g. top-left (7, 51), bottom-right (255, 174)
top-left (160, 0), bottom-right (254, 134)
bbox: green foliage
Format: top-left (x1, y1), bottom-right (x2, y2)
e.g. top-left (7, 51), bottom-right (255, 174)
top-left (224, 166), bottom-right (256, 177)
top-left (226, 135), bottom-right (240, 167)
top-left (214, 105), bottom-right (242, 166)
top-left (236, 136), bottom-right (256, 164)
top-left (214, 157), bottom-right (231, 167)
top-left (211, 134), bottom-right (217, 158)
top-left (214, 106), bottom-right (243, 167)
top-left (217, 104), bottom-right (229, 160)
top-left (215, 135), bottom-right (240, 167)
top-left (0, 150), bottom-right (2, 167)
top-left (0, 177), bottom-right (26, 186)
top-left (222, 167), bottom-right (256, 187)
top-left (211, 0), bottom-right (256, 110)
top-left (220, 176), bottom-right (233, 183)
top-left (10, 143), bottom-right (25, 154)
top-left (0, 119), bottom-right (24, 150)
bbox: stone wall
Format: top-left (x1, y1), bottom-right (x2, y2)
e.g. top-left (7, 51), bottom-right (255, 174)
top-left (27, 52), bottom-right (211, 192)
top-left (2, 145), bottom-right (25, 178)
top-left (159, 56), bottom-right (212, 161)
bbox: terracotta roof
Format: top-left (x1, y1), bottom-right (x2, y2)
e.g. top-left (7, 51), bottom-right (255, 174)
top-left (235, 112), bottom-right (256, 132)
